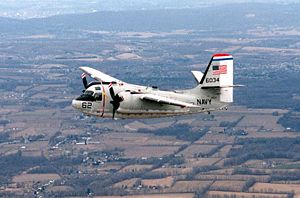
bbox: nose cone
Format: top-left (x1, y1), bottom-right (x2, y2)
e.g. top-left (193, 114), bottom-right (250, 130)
top-left (72, 99), bottom-right (81, 109)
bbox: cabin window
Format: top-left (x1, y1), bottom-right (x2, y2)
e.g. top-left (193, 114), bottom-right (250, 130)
top-left (94, 93), bottom-right (102, 101)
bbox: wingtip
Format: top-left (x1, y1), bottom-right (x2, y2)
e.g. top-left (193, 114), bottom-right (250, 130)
top-left (79, 66), bottom-right (89, 70)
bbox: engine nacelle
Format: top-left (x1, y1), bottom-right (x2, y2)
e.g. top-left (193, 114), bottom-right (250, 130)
top-left (118, 91), bottom-right (143, 110)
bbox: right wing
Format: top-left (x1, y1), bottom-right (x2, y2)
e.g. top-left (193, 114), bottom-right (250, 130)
top-left (80, 66), bottom-right (123, 83)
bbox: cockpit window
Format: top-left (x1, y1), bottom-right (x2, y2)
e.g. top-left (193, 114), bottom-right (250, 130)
top-left (84, 90), bottom-right (94, 95)
top-left (76, 90), bottom-right (96, 101)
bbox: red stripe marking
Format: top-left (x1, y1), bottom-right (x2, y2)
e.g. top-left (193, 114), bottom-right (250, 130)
top-left (101, 85), bottom-right (106, 117)
top-left (213, 53), bottom-right (231, 57)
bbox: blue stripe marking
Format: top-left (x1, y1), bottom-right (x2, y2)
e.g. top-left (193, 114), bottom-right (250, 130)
top-left (212, 57), bottom-right (233, 61)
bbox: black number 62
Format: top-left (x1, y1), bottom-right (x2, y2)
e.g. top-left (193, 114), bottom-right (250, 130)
top-left (82, 102), bottom-right (92, 109)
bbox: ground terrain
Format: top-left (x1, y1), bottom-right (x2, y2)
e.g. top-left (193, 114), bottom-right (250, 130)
top-left (0, 3), bottom-right (300, 198)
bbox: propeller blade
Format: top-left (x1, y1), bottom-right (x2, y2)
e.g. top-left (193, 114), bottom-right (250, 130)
top-left (109, 85), bottom-right (115, 99)
top-left (112, 106), bottom-right (117, 119)
top-left (108, 85), bottom-right (123, 119)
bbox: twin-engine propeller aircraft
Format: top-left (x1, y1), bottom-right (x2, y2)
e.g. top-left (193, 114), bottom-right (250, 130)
top-left (72, 54), bottom-right (238, 119)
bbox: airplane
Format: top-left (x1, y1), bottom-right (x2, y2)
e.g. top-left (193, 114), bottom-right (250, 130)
top-left (72, 53), bottom-right (238, 119)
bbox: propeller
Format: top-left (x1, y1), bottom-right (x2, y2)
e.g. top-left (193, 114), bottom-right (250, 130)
top-left (109, 85), bottom-right (123, 119)
top-left (81, 73), bottom-right (88, 89)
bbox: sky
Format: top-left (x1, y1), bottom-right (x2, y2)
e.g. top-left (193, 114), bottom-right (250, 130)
top-left (0, 0), bottom-right (297, 19)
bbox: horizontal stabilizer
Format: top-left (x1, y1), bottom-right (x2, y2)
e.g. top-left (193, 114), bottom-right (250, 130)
top-left (191, 71), bottom-right (204, 83)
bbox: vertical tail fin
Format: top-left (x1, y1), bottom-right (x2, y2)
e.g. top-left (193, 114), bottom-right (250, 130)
top-left (200, 54), bottom-right (233, 88)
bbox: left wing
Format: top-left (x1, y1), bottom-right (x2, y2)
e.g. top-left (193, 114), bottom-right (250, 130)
top-left (140, 94), bottom-right (198, 108)
top-left (80, 66), bottom-right (122, 83)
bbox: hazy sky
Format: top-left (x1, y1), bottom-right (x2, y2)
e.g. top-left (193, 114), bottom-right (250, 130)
top-left (0, 0), bottom-right (297, 19)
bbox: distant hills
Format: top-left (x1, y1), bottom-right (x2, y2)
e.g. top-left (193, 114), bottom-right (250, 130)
top-left (0, 0), bottom-right (299, 19)
top-left (1, 3), bottom-right (300, 37)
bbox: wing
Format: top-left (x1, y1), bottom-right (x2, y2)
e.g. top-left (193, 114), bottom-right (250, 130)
top-left (80, 66), bottom-right (123, 83)
top-left (140, 94), bottom-right (198, 108)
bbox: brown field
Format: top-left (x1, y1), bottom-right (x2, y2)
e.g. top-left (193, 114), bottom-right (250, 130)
top-left (152, 167), bottom-right (193, 175)
top-left (95, 163), bottom-right (123, 173)
top-left (197, 133), bottom-right (235, 144)
top-left (210, 180), bottom-right (246, 191)
top-left (183, 158), bottom-right (220, 167)
top-left (243, 159), bottom-right (266, 168)
top-left (124, 145), bottom-right (179, 158)
top-left (240, 131), bottom-right (300, 139)
top-left (273, 180), bottom-right (300, 184)
top-left (207, 190), bottom-right (289, 198)
top-left (215, 114), bottom-right (243, 122)
top-left (178, 144), bottom-right (218, 158)
top-left (94, 193), bottom-right (195, 198)
top-left (250, 183), bottom-right (300, 196)
top-left (213, 158), bottom-right (226, 167)
top-left (124, 121), bottom-right (155, 131)
top-left (98, 132), bottom-right (185, 147)
top-left (242, 168), bottom-right (299, 175)
top-left (12, 173), bottom-right (61, 183)
top-left (22, 140), bottom-right (48, 151)
top-left (0, 143), bottom-right (24, 156)
top-left (5, 121), bottom-right (26, 129)
top-left (113, 178), bottom-right (139, 189)
top-left (120, 165), bottom-right (153, 173)
top-left (142, 176), bottom-right (174, 188)
top-left (204, 168), bottom-right (234, 175)
top-left (244, 159), bottom-right (290, 168)
top-left (237, 115), bottom-right (284, 131)
top-left (48, 185), bottom-right (74, 192)
top-left (195, 174), bottom-right (270, 183)
top-left (212, 145), bottom-right (232, 158)
top-left (11, 127), bottom-right (38, 138)
top-left (169, 180), bottom-right (212, 192)
top-left (21, 150), bottom-right (43, 157)
top-left (223, 107), bottom-right (288, 115)
top-left (62, 128), bottom-right (84, 135)
top-left (124, 120), bottom-right (176, 131)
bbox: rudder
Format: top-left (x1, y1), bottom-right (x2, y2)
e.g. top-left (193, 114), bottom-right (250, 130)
top-left (200, 54), bottom-right (233, 88)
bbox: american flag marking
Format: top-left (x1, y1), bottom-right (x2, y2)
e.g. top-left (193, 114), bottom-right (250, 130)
top-left (212, 65), bottom-right (227, 75)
